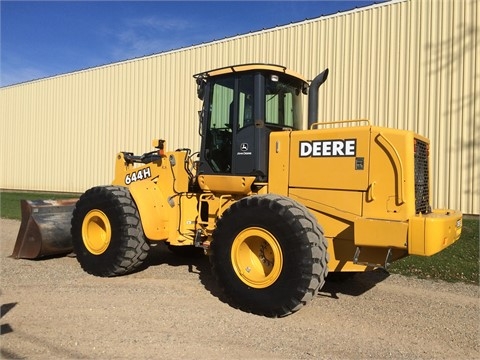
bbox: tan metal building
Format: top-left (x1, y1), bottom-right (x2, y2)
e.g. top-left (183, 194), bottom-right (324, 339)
top-left (1, 0), bottom-right (478, 214)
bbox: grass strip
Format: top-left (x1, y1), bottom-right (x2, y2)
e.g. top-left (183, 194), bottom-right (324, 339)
top-left (389, 217), bottom-right (479, 285)
top-left (0, 190), bottom-right (79, 220)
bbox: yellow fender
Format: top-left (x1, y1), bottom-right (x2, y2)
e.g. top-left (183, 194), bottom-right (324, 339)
top-left (128, 181), bottom-right (170, 241)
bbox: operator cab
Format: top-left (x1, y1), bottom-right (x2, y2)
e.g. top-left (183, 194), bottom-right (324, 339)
top-left (195, 64), bottom-right (308, 182)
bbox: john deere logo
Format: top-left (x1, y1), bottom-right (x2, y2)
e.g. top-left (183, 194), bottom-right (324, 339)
top-left (237, 143), bottom-right (252, 156)
top-left (299, 139), bottom-right (357, 157)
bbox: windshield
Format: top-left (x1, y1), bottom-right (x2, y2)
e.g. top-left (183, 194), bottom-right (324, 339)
top-left (265, 74), bottom-right (303, 130)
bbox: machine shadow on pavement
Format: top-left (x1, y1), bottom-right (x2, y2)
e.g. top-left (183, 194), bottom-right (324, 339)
top-left (141, 242), bottom-right (227, 302)
top-left (320, 270), bottom-right (390, 299)
top-left (142, 242), bottom-right (391, 303)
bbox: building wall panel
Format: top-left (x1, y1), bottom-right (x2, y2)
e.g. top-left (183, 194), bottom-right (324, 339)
top-left (0, 0), bottom-right (477, 214)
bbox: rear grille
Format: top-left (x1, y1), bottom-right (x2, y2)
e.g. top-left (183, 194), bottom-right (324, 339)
top-left (414, 139), bottom-right (431, 214)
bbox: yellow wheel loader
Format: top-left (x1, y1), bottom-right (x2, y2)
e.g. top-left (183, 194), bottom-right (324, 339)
top-left (12, 64), bottom-right (463, 317)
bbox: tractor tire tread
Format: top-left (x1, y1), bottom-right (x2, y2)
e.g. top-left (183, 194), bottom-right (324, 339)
top-left (71, 186), bottom-right (149, 277)
top-left (211, 194), bottom-right (328, 317)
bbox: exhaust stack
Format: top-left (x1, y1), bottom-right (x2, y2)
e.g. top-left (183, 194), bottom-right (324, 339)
top-left (307, 68), bottom-right (329, 129)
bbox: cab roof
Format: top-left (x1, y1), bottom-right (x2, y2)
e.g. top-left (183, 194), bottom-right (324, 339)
top-left (194, 63), bottom-right (309, 86)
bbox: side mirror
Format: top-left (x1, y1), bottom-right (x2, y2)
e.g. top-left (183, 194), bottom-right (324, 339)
top-left (196, 78), bottom-right (206, 100)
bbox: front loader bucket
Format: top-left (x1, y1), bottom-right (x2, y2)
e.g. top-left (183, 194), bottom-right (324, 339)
top-left (11, 199), bottom-right (78, 259)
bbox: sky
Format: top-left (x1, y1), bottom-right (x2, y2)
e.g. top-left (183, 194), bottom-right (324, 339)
top-left (1, 1), bottom-right (386, 87)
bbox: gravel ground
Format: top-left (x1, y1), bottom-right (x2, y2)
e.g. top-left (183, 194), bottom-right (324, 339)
top-left (1, 218), bottom-right (479, 359)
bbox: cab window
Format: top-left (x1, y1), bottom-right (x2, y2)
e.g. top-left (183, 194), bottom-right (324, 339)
top-left (265, 75), bottom-right (303, 129)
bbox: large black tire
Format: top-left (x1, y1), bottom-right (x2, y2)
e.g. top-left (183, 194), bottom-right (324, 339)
top-left (210, 194), bottom-right (328, 317)
top-left (71, 186), bottom-right (150, 277)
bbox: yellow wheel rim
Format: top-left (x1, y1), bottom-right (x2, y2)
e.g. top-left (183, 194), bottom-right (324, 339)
top-left (231, 227), bottom-right (283, 288)
top-left (82, 209), bottom-right (112, 255)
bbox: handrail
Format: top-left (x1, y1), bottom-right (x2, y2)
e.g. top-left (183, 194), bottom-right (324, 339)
top-left (309, 119), bottom-right (371, 129)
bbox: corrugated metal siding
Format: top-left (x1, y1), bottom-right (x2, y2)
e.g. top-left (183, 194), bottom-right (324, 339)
top-left (0, 0), bottom-right (477, 214)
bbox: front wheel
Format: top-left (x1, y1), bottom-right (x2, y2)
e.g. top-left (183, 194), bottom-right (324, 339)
top-left (210, 194), bottom-right (328, 317)
top-left (71, 186), bottom-right (150, 277)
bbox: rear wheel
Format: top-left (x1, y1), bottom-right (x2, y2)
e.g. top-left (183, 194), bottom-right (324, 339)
top-left (211, 194), bottom-right (328, 317)
top-left (71, 186), bottom-right (150, 277)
